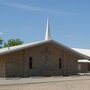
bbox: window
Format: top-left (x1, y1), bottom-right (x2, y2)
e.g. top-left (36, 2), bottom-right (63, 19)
top-left (29, 57), bottom-right (32, 69)
top-left (59, 58), bottom-right (62, 69)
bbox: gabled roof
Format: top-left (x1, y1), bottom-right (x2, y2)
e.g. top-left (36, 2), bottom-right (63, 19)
top-left (0, 40), bottom-right (47, 55)
top-left (0, 39), bottom-right (90, 59)
top-left (72, 48), bottom-right (90, 58)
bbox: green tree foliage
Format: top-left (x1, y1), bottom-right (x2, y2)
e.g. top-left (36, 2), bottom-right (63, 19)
top-left (0, 38), bottom-right (3, 48)
top-left (4, 39), bottom-right (23, 47)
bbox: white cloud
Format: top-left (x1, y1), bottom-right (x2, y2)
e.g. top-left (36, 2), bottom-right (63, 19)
top-left (0, 2), bottom-right (78, 15)
top-left (0, 32), bottom-right (3, 35)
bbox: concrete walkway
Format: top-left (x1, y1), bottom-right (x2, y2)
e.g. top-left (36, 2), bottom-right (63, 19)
top-left (0, 76), bottom-right (90, 86)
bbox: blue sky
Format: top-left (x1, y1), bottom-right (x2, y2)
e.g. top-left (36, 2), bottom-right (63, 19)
top-left (0, 0), bottom-right (90, 48)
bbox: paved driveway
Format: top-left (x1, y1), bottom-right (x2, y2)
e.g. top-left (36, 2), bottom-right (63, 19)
top-left (0, 76), bottom-right (90, 90)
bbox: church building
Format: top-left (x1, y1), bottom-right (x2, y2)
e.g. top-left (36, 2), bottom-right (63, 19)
top-left (0, 19), bottom-right (90, 77)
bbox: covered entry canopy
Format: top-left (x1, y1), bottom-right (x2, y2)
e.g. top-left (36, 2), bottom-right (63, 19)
top-left (78, 59), bottom-right (90, 63)
top-left (78, 59), bottom-right (90, 73)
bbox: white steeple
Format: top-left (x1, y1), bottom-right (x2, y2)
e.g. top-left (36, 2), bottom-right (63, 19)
top-left (45, 18), bottom-right (51, 40)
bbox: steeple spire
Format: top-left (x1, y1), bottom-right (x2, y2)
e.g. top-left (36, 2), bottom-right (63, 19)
top-left (45, 17), bottom-right (51, 40)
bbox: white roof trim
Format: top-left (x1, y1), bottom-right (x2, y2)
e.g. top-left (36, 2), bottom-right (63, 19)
top-left (78, 59), bottom-right (90, 63)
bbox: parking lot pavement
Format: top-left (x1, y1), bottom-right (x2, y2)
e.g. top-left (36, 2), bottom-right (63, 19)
top-left (0, 76), bottom-right (90, 86)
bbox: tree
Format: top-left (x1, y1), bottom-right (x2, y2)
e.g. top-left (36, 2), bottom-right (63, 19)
top-left (4, 38), bottom-right (23, 47)
top-left (0, 38), bottom-right (3, 48)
